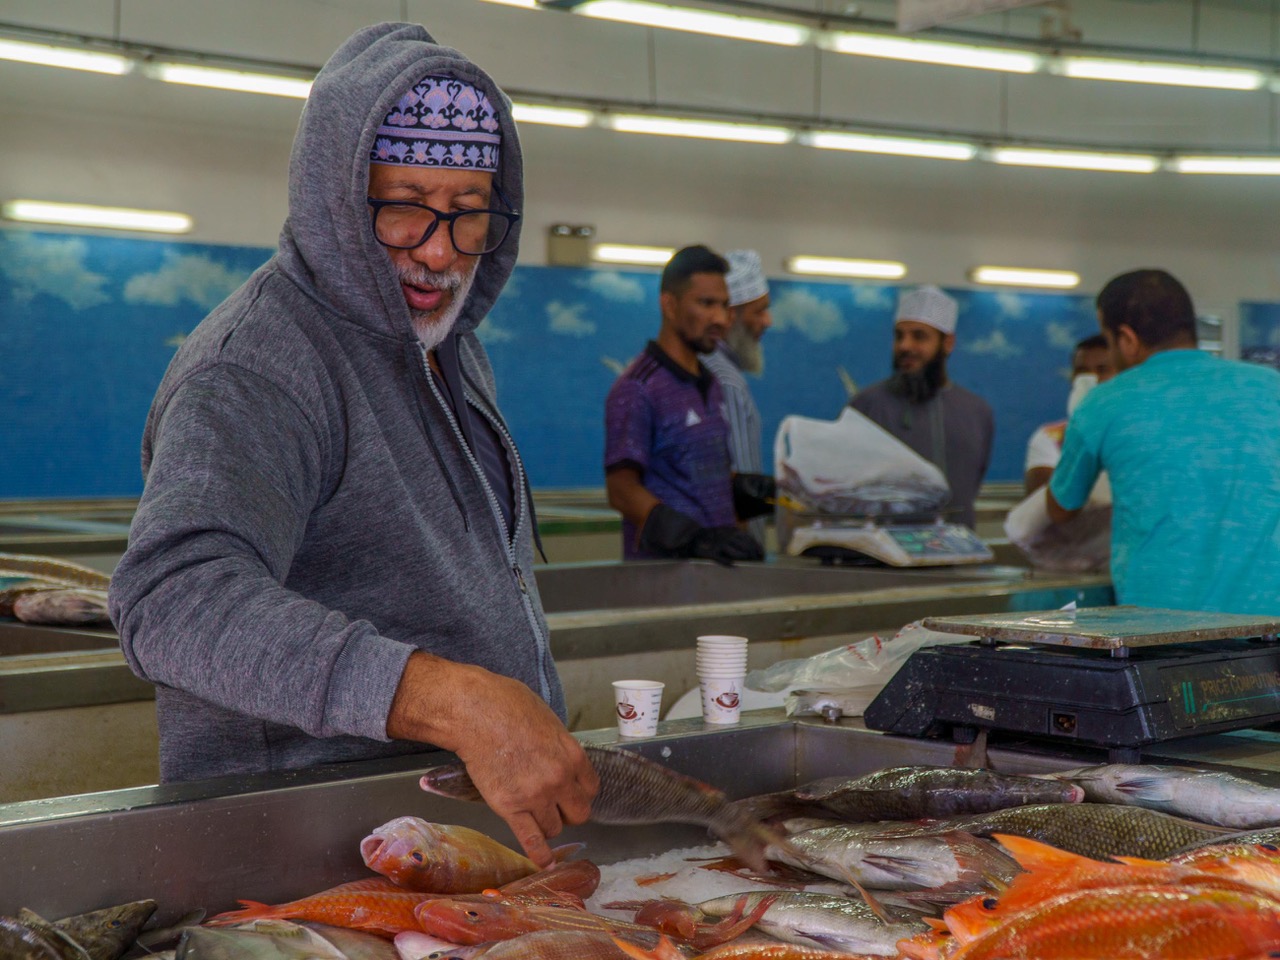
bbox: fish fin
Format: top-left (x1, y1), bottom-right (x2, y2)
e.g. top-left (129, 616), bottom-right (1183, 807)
top-left (847, 877), bottom-right (894, 924)
top-left (1113, 855), bottom-right (1176, 869)
top-left (552, 842), bottom-right (586, 862)
top-left (611, 934), bottom-right (683, 960)
top-left (923, 917), bottom-right (950, 932)
top-left (992, 833), bottom-right (1101, 872)
top-left (1112, 776), bottom-right (1175, 801)
top-left (205, 901), bottom-right (279, 925)
top-left (690, 894), bottom-right (776, 949)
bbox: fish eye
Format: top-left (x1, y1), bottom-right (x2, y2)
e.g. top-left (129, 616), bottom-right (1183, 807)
top-left (412, 850), bottom-right (425, 862)
top-left (465, 910), bottom-right (480, 920)
top-left (982, 898), bottom-right (999, 910)
top-left (1264, 844), bottom-right (1279, 852)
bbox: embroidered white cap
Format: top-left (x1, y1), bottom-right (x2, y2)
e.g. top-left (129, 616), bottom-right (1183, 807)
top-left (895, 284), bottom-right (958, 335)
top-left (725, 249), bottom-right (769, 307)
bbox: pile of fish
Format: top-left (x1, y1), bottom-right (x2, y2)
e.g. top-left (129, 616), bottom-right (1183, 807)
top-left (0, 553), bottom-right (111, 626)
top-left (14, 752), bottom-right (1280, 958)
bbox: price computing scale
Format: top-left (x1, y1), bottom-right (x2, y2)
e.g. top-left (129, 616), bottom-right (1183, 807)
top-left (784, 517), bottom-right (994, 567)
top-left (863, 606), bottom-right (1280, 762)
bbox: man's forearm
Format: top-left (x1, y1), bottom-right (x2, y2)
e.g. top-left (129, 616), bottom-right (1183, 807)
top-left (1045, 486), bottom-right (1081, 525)
top-left (606, 467), bottom-right (661, 531)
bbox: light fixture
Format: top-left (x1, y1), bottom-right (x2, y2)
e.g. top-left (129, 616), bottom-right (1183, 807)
top-left (827, 32), bottom-right (1041, 73)
top-left (970, 266), bottom-right (1080, 289)
top-left (787, 256), bottom-right (907, 279)
top-left (0, 37), bottom-right (131, 75)
top-left (609, 114), bottom-right (792, 144)
top-left (3, 200), bottom-right (193, 234)
top-left (572, 0), bottom-right (808, 46)
top-left (1170, 155), bottom-right (1280, 175)
top-left (148, 62), bottom-right (313, 98)
top-left (593, 243), bottom-right (675, 265)
top-left (990, 147), bottom-right (1159, 174)
top-left (512, 103), bottom-right (594, 127)
top-left (1059, 57), bottom-right (1264, 91)
top-left (805, 130), bottom-right (976, 161)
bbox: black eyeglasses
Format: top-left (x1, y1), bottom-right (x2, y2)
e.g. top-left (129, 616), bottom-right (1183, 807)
top-left (367, 186), bottom-right (520, 256)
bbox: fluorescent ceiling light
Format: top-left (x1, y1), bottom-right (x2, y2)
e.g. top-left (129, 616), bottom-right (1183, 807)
top-left (609, 114), bottom-right (792, 144)
top-left (594, 243), bottom-right (675, 265)
top-left (574, 0), bottom-right (808, 46)
top-left (150, 62), bottom-right (313, 98)
top-left (787, 256), bottom-right (906, 279)
top-left (1171, 155), bottom-right (1280, 175)
top-left (970, 266), bottom-right (1080, 289)
top-left (828, 32), bottom-right (1040, 73)
top-left (1060, 57), bottom-right (1264, 90)
top-left (512, 103), bottom-right (594, 127)
top-left (806, 131), bottom-right (975, 161)
top-left (3, 200), bottom-right (193, 234)
top-left (0, 37), bottom-right (131, 75)
top-left (991, 147), bottom-right (1159, 174)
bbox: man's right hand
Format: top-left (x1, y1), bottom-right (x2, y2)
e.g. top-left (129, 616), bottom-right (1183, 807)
top-left (387, 653), bottom-right (599, 866)
top-left (689, 526), bottom-right (764, 565)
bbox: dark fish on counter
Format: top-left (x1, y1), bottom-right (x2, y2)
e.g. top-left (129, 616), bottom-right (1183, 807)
top-left (12, 588), bottom-right (111, 626)
top-left (879, 802), bottom-right (1232, 861)
top-left (30, 900), bottom-right (155, 960)
top-left (735, 766), bottom-right (1084, 824)
top-left (0, 916), bottom-right (76, 960)
top-left (766, 828), bottom-right (1019, 894)
top-left (1037, 763), bottom-right (1280, 830)
top-left (421, 745), bottom-right (791, 872)
top-left (0, 554), bottom-right (112, 590)
top-left (360, 817), bottom-right (564, 893)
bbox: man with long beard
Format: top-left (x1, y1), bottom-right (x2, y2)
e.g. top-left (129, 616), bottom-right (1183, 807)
top-left (849, 285), bottom-right (993, 529)
top-left (109, 23), bottom-right (597, 867)
top-left (702, 249), bottom-right (774, 553)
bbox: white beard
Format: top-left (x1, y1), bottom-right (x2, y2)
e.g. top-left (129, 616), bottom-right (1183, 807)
top-left (401, 264), bottom-right (478, 351)
top-left (725, 321), bottom-right (764, 376)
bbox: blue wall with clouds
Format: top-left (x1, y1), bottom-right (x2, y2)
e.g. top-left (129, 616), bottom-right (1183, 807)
top-left (2, 228), bottom-right (1104, 498)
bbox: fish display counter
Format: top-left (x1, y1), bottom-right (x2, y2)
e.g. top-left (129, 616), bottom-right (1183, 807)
top-left (3, 711), bottom-right (1280, 948)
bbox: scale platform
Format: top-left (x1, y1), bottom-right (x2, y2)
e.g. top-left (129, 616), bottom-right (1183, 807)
top-left (863, 606), bottom-right (1280, 762)
top-left (786, 520), bottom-right (993, 567)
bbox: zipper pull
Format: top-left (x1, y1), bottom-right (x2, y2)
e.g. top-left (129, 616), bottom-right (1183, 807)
top-left (514, 565), bottom-right (529, 594)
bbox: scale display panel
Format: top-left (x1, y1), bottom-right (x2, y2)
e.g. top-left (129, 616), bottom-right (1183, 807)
top-left (1162, 657), bottom-right (1280, 730)
top-left (788, 522), bottom-right (993, 567)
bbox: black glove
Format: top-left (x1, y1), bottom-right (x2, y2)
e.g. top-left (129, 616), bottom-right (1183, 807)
top-left (639, 504), bottom-right (764, 565)
top-left (733, 472), bottom-right (777, 521)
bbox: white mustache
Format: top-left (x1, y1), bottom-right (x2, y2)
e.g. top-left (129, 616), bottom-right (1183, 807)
top-left (396, 266), bottom-right (467, 291)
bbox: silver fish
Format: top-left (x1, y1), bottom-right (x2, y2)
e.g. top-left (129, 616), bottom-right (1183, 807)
top-left (767, 827), bottom-right (1019, 892)
top-left (421, 744), bottom-right (789, 871)
top-left (12, 588), bottom-right (111, 626)
top-left (302, 924), bottom-right (399, 960)
top-left (696, 892), bottom-right (926, 956)
top-left (1038, 763), bottom-right (1280, 830)
top-left (178, 921), bottom-right (347, 960)
top-left (393, 931), bottom-right (488, 960)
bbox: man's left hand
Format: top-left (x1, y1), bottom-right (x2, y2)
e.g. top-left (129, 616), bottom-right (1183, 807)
top-left (733, 472), bottom-right (776, 520)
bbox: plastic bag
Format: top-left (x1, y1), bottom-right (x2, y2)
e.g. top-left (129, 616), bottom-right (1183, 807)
top-left (745, 621), bottom-right (974, 720)
top-left (1004, 479), bottom-right (1111, 573)
top-left (774, 408), bottom-right (950, 518)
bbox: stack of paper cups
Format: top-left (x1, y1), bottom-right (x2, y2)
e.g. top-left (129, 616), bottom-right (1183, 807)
top-left (696, 634), bottom-right (748, 724)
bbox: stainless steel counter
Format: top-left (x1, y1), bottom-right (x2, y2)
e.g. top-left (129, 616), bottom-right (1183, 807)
top-left (0, 713), bottom-right (1275, 921)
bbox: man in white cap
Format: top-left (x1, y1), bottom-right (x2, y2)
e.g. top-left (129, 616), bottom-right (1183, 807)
top-left (849, 284), bottom-right (993, 528)
top-left (702, 249), bottom-right (773, 551)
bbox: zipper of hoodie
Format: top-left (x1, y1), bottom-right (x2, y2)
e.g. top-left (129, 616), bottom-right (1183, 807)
top-left (417, 347), bottom-right (554, 702)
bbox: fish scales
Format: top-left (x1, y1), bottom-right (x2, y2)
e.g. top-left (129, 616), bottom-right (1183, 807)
top-left (466, 929), bottom-right (642, 958)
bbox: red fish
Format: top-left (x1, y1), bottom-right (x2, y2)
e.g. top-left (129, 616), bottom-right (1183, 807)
top-left (207, 887), bottom-right (432, 937)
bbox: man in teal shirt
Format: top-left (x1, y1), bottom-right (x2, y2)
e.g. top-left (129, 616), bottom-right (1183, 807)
top-left (1047, 269), bottom-right (1280, 615)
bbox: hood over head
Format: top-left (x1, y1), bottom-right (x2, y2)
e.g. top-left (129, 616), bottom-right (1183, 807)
top-left (276, 22), bottom-right (523, 342)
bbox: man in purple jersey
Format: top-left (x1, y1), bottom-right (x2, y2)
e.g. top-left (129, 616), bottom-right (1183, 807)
top-left (604, 246), bottom-right (766, 563)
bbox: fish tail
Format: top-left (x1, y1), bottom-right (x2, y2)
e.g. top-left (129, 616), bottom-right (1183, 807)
top-left (204, 901), bottom-right (281, 925)
top-left (691, 895), bottom-right (776, 950)
top-left (610, 934), bottom-right (684, 960)
top-left (992, 833), bottom-right (1102, 872)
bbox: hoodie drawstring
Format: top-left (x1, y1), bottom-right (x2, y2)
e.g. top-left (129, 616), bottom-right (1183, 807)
top-left (406, 340), bottom-right (471, 531)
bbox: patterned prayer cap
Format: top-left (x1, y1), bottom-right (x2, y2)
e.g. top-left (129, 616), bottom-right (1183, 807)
top-left (370, 75), bottom-right (501, 171)
top-left (896, 284), bottom-right (958, 335)
top-left (725, 250), bottom-right (769, 307)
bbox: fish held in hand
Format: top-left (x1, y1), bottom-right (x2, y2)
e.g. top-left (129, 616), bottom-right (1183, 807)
top-left (421, 745), bottom-right (788, 872)
top-left (361, 817), bottom-right (549, 893)
top-left (1039, 763), bottom-right (1280, 829)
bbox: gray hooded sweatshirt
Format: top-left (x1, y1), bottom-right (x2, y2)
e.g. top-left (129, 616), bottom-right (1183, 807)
top-left (108, 23), bottom-right (564, 782)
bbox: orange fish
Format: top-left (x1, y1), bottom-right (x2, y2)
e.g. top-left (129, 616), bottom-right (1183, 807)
top-left (498, 858), bottom-right (601, 900)
top-left (360, 817), bottom-right (578, 893)
top-left (949, 884), bottom-right (1280, 959)
top-left (611, 934), bottom-right (872, 959)
top-left (895, 926), bottom-right (952, 960)
top-left (1165, 842), bottom-right (1280, 898)
top-left (206, 886), bottom-right (433, 937)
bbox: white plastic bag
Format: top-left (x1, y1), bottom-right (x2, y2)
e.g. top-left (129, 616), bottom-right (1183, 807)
top-left (745, 621), bottom-right (974, 719)
top-left (1004, 478), bottom-right (1111, 573)
top-left (774, 408), bottom-right (950, 517)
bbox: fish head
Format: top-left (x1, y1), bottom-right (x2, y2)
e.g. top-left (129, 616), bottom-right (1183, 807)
top-left (942, 892), bottom-right (1007, 943)
top-left (361, 816), bottom-right (450, 888)
top-left (394, 930), bottom-right (483, 960)
top-left (413, 899), bottom-right (534, 945)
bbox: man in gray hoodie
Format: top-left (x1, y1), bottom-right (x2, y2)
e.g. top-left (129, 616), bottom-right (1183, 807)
top-left (107, 23), bottom-right (597, 866)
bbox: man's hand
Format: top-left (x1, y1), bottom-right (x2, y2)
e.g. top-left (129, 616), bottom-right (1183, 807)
top-left (639, 504), bottom-right (763, 565)
top-left (732, 472), bottom-right (776, 520)
top-left (689, 526), bottom-right (764, 565)
top-left (387, 653), bottom-right (599, 866)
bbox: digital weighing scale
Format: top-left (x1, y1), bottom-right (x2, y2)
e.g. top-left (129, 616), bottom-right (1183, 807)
top-left (785, 517), bottom-right (994, 567)
top-left (863, 606), bottom-right (1280, 762)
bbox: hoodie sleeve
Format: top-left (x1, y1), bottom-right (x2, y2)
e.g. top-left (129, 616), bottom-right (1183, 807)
top-left (108, 363), bottom-right (415, 742)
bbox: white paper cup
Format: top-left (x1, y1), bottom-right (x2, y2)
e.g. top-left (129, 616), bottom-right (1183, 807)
top-left (613, 680), bottom-right (664, 738)
top-left (697, 635), bottom-right (749, 648)
top-left (700, 676), bottom-right (744, 724)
